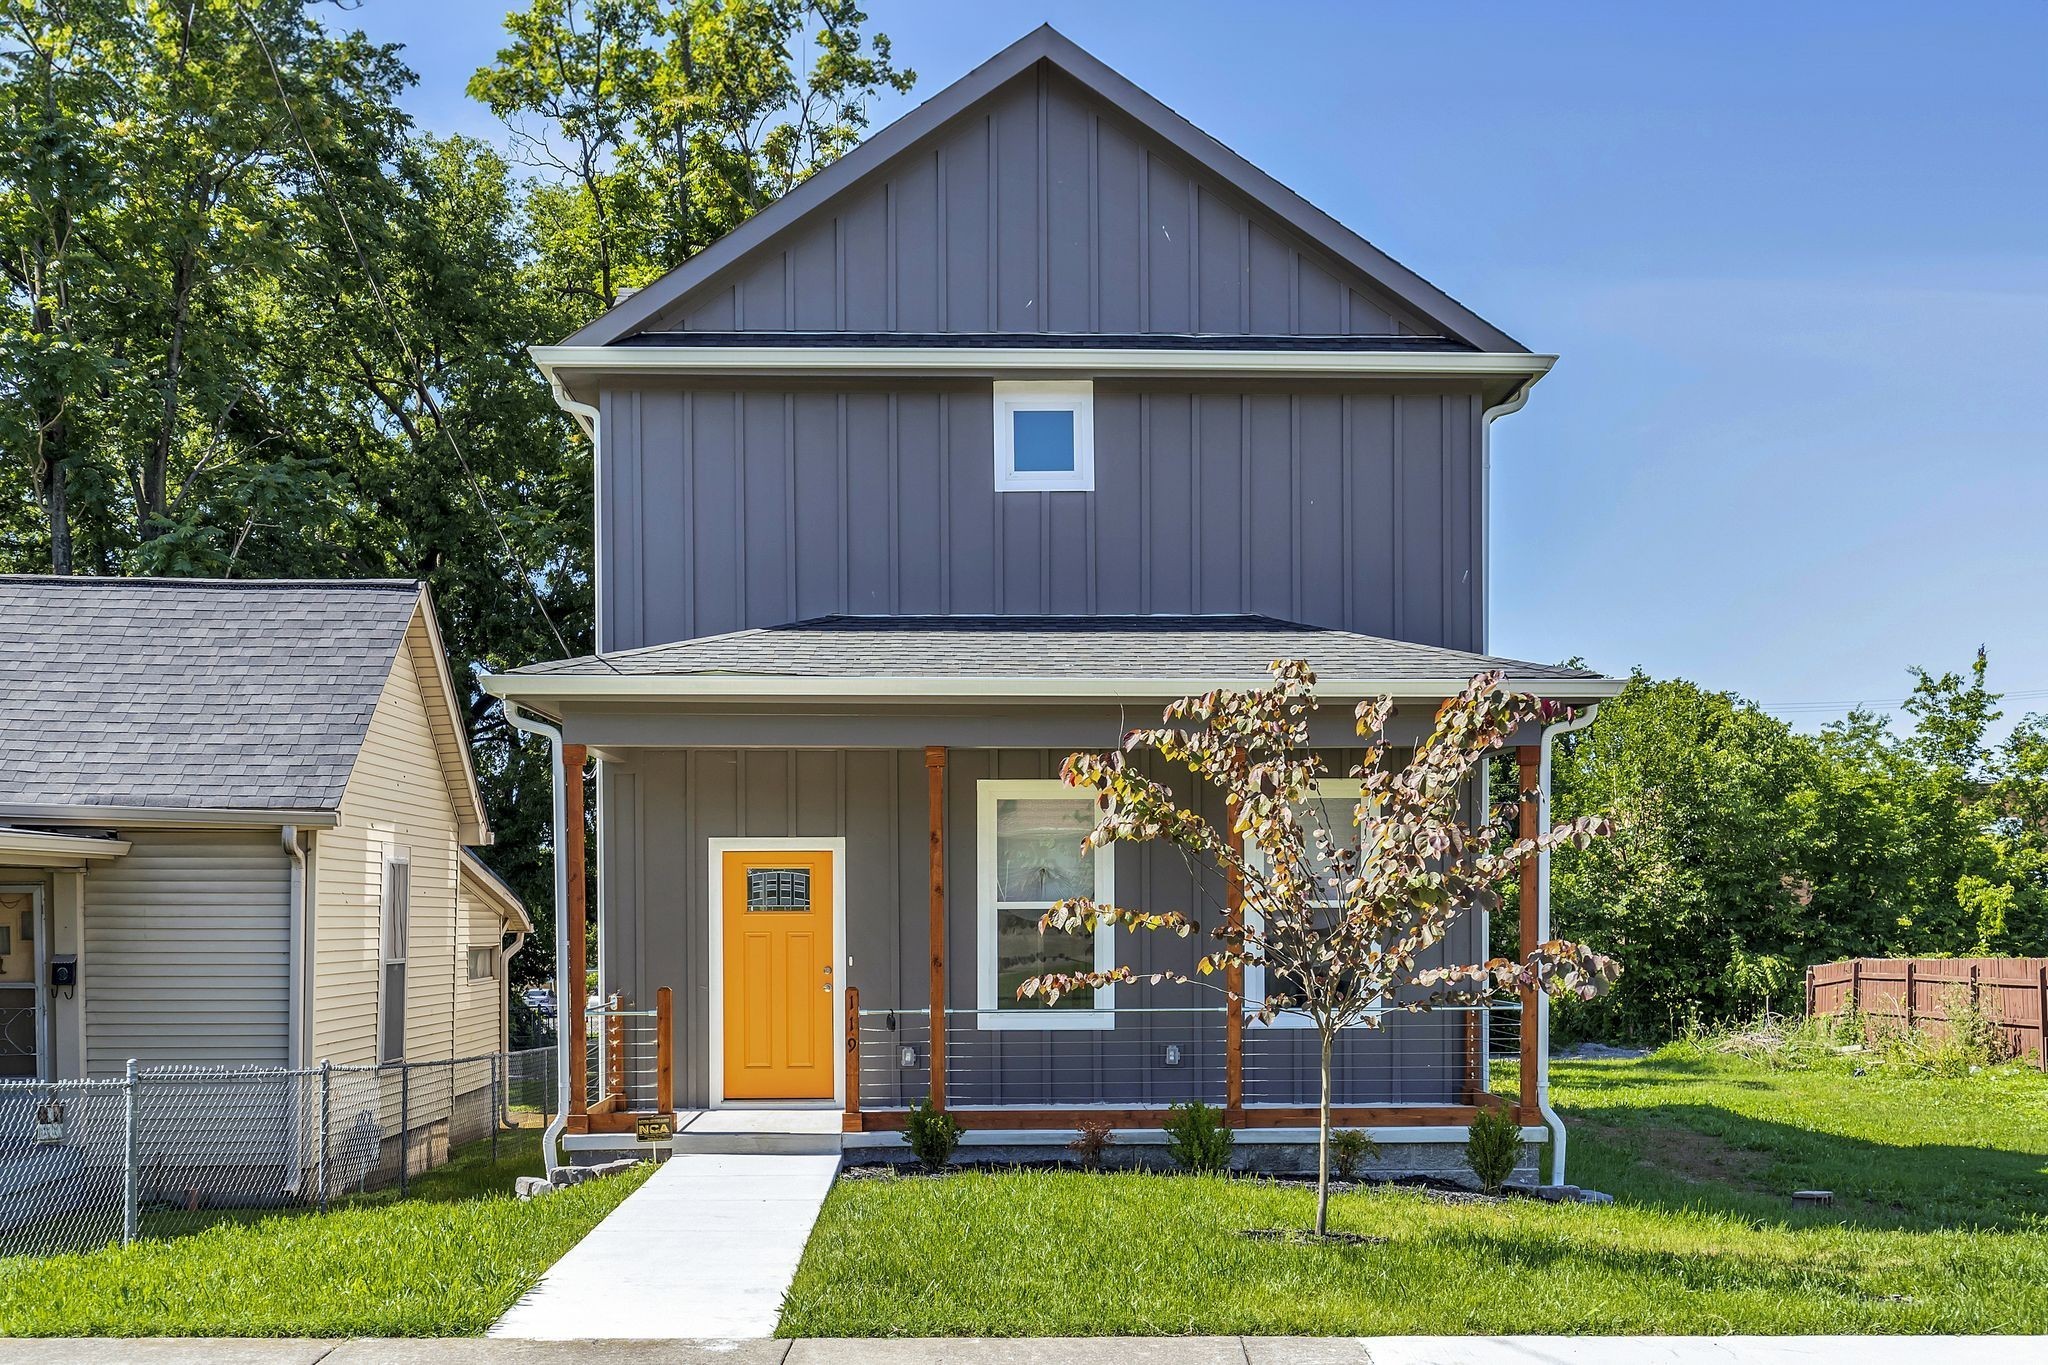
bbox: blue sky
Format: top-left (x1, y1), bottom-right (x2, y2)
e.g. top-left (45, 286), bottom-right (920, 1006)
top-left (356, 0), bottom-right (2048, 730)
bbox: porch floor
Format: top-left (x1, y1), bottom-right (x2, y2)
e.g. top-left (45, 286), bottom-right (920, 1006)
top-left (490, 1151), bottom-right (841, 1340)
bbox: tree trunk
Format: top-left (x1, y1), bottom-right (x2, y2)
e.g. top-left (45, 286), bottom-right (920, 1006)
top-left (1316, 1026), bottom-right (1333, 1237)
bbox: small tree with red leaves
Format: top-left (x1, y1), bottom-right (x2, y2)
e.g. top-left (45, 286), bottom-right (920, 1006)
top-left (1019, 661), bottom-right (1618, 1235)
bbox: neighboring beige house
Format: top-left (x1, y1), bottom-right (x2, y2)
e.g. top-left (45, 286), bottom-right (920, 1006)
top-left (0, 577), bottom-right (528, 1096)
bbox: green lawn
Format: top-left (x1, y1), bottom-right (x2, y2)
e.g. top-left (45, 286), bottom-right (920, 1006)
top-left (0, 1130), bottom-right (650, 1338)
top-left (779, 1046), bottom-right (2048, 1336)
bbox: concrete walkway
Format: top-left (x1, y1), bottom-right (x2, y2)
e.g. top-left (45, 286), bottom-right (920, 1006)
top-left (488, 1152), bottom-right (841, 1340)
top-left (0, 1336), bottom-right (2028, 1364)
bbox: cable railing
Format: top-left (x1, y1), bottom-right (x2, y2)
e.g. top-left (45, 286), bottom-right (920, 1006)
top-left (584, 990), bottom-right (673, 1120)
top-left (846, 988), bottom-right (1520, 1124)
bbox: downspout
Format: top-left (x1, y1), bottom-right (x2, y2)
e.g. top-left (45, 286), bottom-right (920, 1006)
top-left (505, 701), bottom-right (572, 1175)
top-left (282, 825), bottom-right (307, 1195)
top-left (1535, 703), bottom-right (1601, 1185)
top-left (282, 826), bottom-right (306, 1067)
top-left (501, 926), bottom-right (528, 1056)
top-left (1478, 373), bottom-right (1542, 651)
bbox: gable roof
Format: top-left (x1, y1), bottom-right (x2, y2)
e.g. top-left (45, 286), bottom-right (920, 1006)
top-left (487, 614), bottom-right (1616, 704)
top-left (0, 577), bottom-right (488, 837)
top-left (561, 25), bottom-right (1526, 353)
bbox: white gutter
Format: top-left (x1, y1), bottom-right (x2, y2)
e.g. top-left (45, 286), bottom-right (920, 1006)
top-left (501, 926), bottom-right (528, 1056)
top-left (483, 671), bottom-right (1626, 705)
top-left (534, 344), bottom-right (1554, 385)
top-left (0, 805), bottom-right (338, 830)
top-left (504, 701), bottom-right (573, 1176)
top-left (1535, 703), bottom-right (1601, 1185)
top-left (547, 374), bottom-right (599, 443)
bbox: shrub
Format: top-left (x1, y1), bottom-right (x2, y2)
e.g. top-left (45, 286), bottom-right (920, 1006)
top-left (1465, 1105), bottom-right (1523, 1195)
top-left (1330, 1129), bottom-right (1379, 1182)
top-left (904, 1099), bottom-right (962, 1171)
top-left (1068, 1115), bottom-right (1115, 1171)
top-left (1163, 1101), bottom-right (1233, 1174)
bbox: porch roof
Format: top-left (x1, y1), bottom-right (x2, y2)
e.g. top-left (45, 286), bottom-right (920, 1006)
top-left (484, 614), bottom-right (1618, 706)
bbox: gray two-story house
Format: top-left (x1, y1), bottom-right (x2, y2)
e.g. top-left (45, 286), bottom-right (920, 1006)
top-left (485, 26), bottom-right (1618, 1177)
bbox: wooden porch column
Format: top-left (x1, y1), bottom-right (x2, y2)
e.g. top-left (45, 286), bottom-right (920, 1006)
top-left (843, 984), bottom-right (862, 1130)
top-left (925, 747), bottom-right (948, 1110)
top-left (1224, 826), bottom-right (1245, 1125)
top-left (1516, 745), bottom-right (1540, 1124)
top-left (564, 741), bottom-right (589, 1123)
top-left (654, 986), bottom-right (674, 1114)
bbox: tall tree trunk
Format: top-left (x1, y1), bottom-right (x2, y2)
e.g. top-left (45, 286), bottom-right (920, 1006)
top-left (1316, 1026), bottom-right (1333, 1237)
top-left (142, 245), bottom-right (197, 540)
top-left (42, 432), bottom-right (73, 575)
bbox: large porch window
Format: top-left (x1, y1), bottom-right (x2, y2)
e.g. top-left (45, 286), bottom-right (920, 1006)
top-left (1242, 779), bottom-right (1383, 1028)
top-left (975, 780), bottom-right (1115, 1029)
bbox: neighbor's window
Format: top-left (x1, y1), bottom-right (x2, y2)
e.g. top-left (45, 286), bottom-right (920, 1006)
top-left (1242, 781), bottom-right (1384, 1028)
top-left (380, 852), bottom-right (411, 1061)
top-left (977, 780), bottom-right (1114, 1028)
top-left (993, 381), bottom-right (1093, 492)
top-left (467, 946), bottom-right (496, 981)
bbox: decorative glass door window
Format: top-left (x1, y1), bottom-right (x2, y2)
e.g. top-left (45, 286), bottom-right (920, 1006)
top-left (977, 780), bottom-right (1115, 1028)
top-left (746, 868), bottom-right (813, 911)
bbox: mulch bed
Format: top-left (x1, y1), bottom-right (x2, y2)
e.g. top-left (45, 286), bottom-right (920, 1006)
top-left (1238, 1228), bottom-right (1391, 1247)
top-left (837, 1159), bottom-right (1512, 1204)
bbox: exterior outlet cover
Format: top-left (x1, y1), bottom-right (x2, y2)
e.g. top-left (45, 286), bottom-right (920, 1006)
top-left (1164, 1044), bottom-right (1182, 1066)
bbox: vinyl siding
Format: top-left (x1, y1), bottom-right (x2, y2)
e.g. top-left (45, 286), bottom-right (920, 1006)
top-left (312, 613), bottom-right (463, 1072)
top-left (645, 66), bottom-right (1436, 338)
top-left (82, 830), bottom-right (291, 1075)
top-left (454, 872), bottom-right (508, 1060)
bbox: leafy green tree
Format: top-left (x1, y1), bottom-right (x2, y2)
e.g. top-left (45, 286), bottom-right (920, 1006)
top-left (470, 0), bottom-right (912, 311)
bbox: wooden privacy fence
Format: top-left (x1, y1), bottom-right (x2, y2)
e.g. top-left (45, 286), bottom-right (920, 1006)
top-left (1806, 957), bottom-right (2048, 1070)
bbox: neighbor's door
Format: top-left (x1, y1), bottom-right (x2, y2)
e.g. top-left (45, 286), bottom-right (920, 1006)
top-left (0, 889), bottom-right (44, 1080)
top-left (720, 850), bottom-right (835, 1101)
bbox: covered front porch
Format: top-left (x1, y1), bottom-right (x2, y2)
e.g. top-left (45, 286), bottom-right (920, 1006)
top-left (482, 616), bottom-right (1620, 1167)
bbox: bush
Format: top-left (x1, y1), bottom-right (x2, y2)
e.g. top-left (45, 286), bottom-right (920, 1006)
top-left (1163, 1101), bottom-right (1233, 1174)
top-left (1068, 1115), bottom-right (1115, 1171)
top-left (1465, 1105), bottom-right (1523, 1195)
top-left (1330, 1129), bottom-right (1379, 1182)
top-left (904, 1100), bottom-right (963, 1171)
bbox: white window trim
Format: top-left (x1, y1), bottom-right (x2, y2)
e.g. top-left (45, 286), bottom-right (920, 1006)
top-left (379, 849), bottom-right (412, 1062)
top-left (976, 778), bottom-right (1115, 1029)
top-left (1241, 779), bottom-right (1383, 1029)
top-left (993, 381), bottom-right (1094, 492)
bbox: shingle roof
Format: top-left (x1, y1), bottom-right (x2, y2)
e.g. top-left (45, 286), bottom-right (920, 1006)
top-left (0, 577), bottom-right (422, 813)
top-left (503, 615), bottom-right (1608, 691)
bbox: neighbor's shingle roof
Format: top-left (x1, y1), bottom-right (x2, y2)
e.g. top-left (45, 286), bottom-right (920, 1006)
top-left (506, 615), bottom-right (1607, 688)
top-left (0, 577), bottom-right (422, 813)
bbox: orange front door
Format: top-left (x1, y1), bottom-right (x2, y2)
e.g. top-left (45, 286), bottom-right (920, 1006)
top-left (721, 849), bottom-right (836, 1100)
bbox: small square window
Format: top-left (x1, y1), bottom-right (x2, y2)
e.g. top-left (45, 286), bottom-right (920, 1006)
top-left (467, 947), bottom-right (496, 981)
top-left (994, 382), bottom-right (1093, 492)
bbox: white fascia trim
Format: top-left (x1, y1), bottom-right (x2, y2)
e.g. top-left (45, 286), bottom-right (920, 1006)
top-left (483, 672), bottom-right (1626, 704)
top-left (532, 345), bottom-right (1556, 382)
top-left (0, 804), bottom-right (339, 830)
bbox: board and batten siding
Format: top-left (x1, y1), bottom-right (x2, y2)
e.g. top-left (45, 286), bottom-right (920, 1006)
top-left (83, 830), bottom-right (291, 1075)
top-left (600, 747), bottom-right (1474, 1109)
top-left (598, 383), bottom-right (1484, 653)
top-left (645, 66), bottom-right (1435, 339)
top-left (312, 613), bottom-right (463, 1073)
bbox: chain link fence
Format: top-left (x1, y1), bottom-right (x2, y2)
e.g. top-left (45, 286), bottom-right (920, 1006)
top-left (0, 1046), bottom-right (557, 1257)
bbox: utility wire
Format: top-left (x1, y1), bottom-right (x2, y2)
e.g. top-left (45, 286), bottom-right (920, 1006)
top-left (235, 1), bottom-right (621, 673)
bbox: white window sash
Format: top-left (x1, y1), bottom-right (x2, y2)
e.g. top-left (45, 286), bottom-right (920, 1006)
top-left (976, 778), bottom-right (1115, 1030)
top-left (993, 381), bottom-right (1095, 493)
top-left (1240, 780), bottom-right (1383, 1029)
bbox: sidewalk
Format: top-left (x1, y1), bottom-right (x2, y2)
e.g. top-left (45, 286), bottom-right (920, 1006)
top-left (0, 1337), bottom-right (2027, 1365)
top-left (489, 1152), bottom-right (841, 1340)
